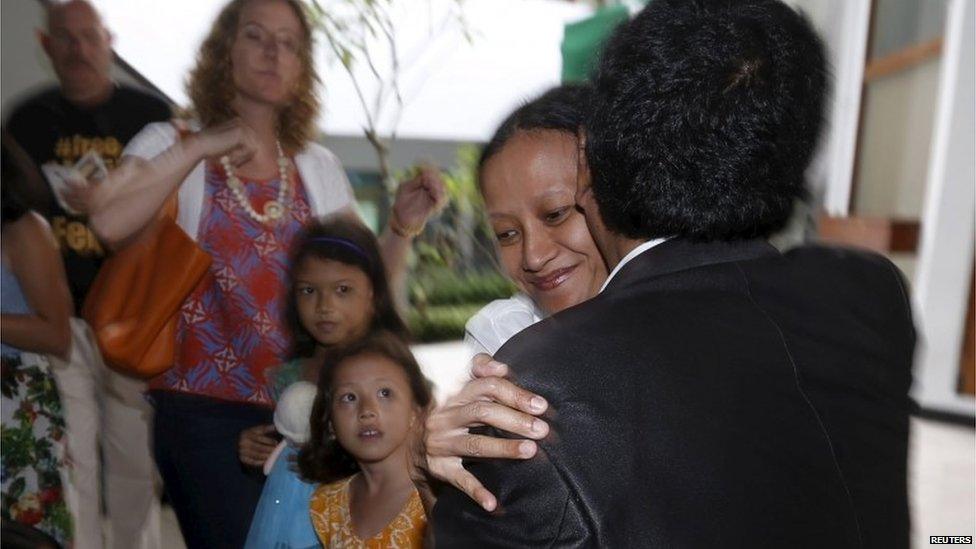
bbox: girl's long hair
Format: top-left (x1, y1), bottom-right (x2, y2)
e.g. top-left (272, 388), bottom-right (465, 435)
top-left (2, 132), bottom-right (34, 226)
top-left (298, 331), bottom-right (432, 483)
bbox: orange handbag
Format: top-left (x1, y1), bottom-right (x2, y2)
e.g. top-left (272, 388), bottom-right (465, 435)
top-left (82, 197), bottom-right (211, 378)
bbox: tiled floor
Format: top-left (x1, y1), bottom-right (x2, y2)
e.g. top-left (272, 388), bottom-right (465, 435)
top-left (909, 417), bottom-right (976, 546)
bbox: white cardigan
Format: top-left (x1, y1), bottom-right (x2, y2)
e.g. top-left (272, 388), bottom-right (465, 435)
top-left (123, 122), bottom-right (356, 240)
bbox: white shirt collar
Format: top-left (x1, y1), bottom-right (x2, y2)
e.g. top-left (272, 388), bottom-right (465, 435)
top-left (599, 237), bottom-right (670, 293)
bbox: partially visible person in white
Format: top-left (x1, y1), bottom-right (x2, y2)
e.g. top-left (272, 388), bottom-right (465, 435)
top-left (463, 293), bottom-right (543, 357)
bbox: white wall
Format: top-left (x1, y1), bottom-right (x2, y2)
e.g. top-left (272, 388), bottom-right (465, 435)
top-left (0, 0), bottom-right (163, 120)
top-left (1, 0), bottom-right (54, 117)
top-left (321, 135), bottom-right (468, 173)
top-left (787, 0), bottom-right (871, 216)
top-left (856, 59), bottom-right (942, 219)
top-left (97, 0), bottom-right (592, 142)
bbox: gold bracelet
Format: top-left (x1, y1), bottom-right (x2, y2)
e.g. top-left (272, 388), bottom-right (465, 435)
top-left (388, 209), bottom-right (424, 238)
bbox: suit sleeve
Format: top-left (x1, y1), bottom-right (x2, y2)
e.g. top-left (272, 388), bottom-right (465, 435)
top-left (430, 444), bottom-right (592, 548)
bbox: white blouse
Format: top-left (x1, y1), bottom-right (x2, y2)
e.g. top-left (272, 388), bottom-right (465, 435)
top-left (463, 293), bottom-right (545, 357)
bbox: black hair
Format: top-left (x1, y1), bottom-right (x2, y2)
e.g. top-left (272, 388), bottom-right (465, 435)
top-left (285, 216), bottom-right (409, 358)
top-left (1, 132), bottom-right (32, 226)
top-left (478, 83), bottom-right (593, 178)
top-left (586, 0), bottom-right (828, 241)
top-left (297, 330), bottom-right (432, 483)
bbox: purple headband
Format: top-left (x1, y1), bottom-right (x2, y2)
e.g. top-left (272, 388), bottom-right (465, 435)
top-left (309, 236), bottom-right (370, 263)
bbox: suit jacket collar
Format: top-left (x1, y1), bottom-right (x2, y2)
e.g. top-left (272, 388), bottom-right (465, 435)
top-left (603, 237), bottom-right (780, 293)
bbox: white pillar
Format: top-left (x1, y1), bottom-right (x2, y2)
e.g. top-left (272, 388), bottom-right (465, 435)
top-left (793, 0), bottom-right (872, 216)
top-left (911, 0), bottom-right (975, 416)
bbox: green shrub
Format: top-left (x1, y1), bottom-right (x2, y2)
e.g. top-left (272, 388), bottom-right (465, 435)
top-left (407, 303), bottom-right (485, 343)
top-left (410, 269), bottom-right (515, 307)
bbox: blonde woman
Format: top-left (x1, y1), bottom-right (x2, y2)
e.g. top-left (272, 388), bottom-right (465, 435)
top-left (86, 1), bottom-right (443, 546)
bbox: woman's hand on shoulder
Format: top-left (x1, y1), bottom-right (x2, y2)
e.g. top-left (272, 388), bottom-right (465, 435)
top-left (414, 353), bottom-right (549, 512)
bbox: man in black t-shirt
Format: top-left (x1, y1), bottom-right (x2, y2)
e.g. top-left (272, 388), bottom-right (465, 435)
top-left (7, 50), bottom-right (170, 315)
top-left (5, 2), bottom-right (169, 548)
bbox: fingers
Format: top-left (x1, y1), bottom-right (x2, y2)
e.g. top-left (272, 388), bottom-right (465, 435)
top-left (432, 397), bottom-right (548, 441)
top-left (251, 424), bottom-right (279, 446)
top-left (435, 431), bottom-right (539, 461)
top-left (420, 166), bottom-right (448, 210)
top-left (224, 144), bottom-right (255, 167)
top-left (449, 464), bottom-right (498, 512)
top-left (470, 354), bottom-right (509, 379)
top-left (240, 448), bottom-right (268, 467)
top-left (170, 118), bottom-right (191, 135)
top-left (238, 424), bottom-right (278, 467)
top-left (62, 179), bottom-right (94, 214)
top-left (459, 376), bottom-right (548, 417)
top-left (411, 166), bottom-right (447, 211)
top-left (425, 456), bottom-right (499, 512)
top-left (198, 118), bottom-right (257, 161)
top-left (401, 165), bottom-right (447, 206)
top-left (240, 446), bottom-right (273, 467)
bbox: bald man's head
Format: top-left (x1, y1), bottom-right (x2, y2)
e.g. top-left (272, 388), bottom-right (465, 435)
top-left (41, 0), bottom-right (114, 106)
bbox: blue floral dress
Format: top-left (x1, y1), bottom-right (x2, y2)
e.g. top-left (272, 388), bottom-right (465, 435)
top-left (0, 262), bottom-right (72, 544)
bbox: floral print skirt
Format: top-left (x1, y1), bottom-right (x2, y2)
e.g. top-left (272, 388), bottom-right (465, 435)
top-left (1, 352), bottom-right (72, 545)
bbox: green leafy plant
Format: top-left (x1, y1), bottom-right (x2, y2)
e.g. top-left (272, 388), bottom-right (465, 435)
top-left (405, 145), bottom-right (516, 341)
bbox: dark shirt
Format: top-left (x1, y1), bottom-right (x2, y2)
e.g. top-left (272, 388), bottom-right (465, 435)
top-left (6, 84), bottom-right (171, 312)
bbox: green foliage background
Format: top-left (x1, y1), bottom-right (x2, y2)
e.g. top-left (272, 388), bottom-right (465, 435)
top-left (406, 145), bottom-right (515, 342)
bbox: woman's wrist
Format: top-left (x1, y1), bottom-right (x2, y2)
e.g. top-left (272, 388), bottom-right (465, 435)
top-left (180, 132), bottom-right (209, 162)
top-left (388, 207), bottom-right (424, 239)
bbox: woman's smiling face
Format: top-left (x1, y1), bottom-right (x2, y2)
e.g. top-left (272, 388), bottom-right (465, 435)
top-left (480, 130), bottom-right (608, 315)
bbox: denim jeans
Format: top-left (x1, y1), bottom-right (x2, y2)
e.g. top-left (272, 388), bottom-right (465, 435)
top-left (150, 391), bottom-right (273, 549)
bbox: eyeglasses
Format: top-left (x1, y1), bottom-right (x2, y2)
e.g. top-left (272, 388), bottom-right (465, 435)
top-left (238, 23), bottom-right (303, 56)
top-left (49, 27), bottom-right (107, 49)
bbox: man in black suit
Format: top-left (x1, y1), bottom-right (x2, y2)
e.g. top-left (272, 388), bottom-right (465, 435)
top-left (428, 0), bottom-right (915, 547)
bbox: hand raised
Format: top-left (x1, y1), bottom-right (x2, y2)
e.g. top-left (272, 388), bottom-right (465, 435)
top-left (390, 165), bottom-right (448, 236)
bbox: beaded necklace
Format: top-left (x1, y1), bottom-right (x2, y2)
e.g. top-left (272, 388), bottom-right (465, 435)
top-left (219, 141), bottom-right (290, 223)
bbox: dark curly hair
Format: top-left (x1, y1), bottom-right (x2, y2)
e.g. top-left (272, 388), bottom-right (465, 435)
top-left (285, 216), bottom-right (409, 359)
top-left (478, 84), bottom-right (593, 178)
top-left (586, 0), bottom-right (828, 241)
top-left (297, 331), bottom-right (432, 483)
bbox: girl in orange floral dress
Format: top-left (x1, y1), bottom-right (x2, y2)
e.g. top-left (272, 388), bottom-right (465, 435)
top-left (299, 332), bottom-right (432, 548)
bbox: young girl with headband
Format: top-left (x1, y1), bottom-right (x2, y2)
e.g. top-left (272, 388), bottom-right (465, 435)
top-left (243, 215), bottom-right (409, 548)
